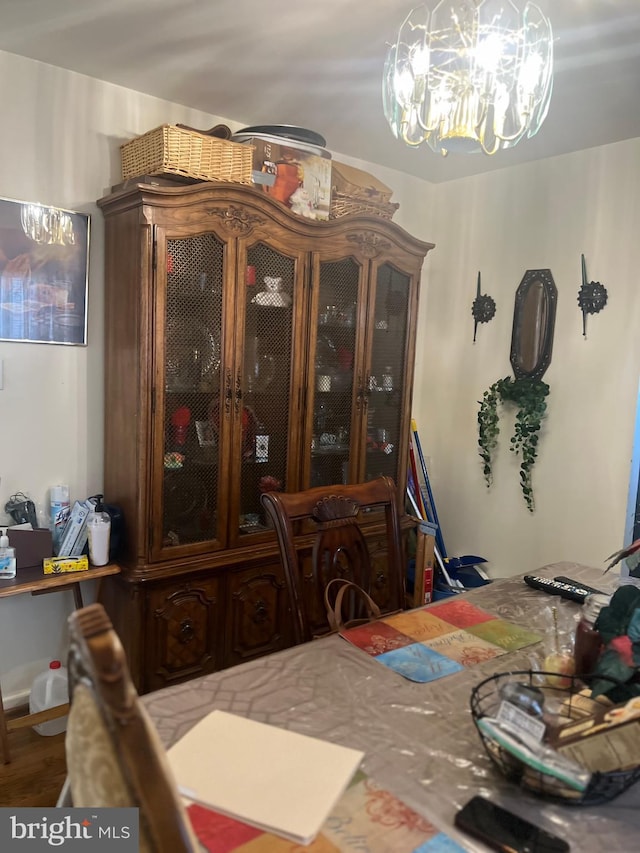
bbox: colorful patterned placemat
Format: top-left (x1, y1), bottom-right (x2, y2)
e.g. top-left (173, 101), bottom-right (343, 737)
top-left (340, 599), bottom-right (542, 683)
top-left (188, 770), bottom-right (466, 852)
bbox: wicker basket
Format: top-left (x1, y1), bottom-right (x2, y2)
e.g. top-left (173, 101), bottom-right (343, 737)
top-left (121, 125), bottom-right (254, 185)
top-left (470, 670), bottom-right (640, 806)
top-left (332, 161), bottom-right (393, 201)
top-left (330, 193), bottom-right (399, 220)
top-left (329, 161), bottom-right (398, 220)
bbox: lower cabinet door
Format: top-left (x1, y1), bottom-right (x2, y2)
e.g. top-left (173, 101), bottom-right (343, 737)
top-left (145, 575), bottom-right (222, 692)
top-left (225, 561), bottom-right (293, 666)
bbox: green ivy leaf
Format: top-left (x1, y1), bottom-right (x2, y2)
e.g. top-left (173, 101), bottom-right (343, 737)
top-left (477, 376), bottom-right (549, 512)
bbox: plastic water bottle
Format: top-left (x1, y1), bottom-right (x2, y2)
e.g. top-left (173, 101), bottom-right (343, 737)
top-left (29, 660), bottom-right (69, 736)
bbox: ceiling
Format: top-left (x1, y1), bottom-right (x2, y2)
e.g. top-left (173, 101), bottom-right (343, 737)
top-left (1, 0), bottom-right (639, 183)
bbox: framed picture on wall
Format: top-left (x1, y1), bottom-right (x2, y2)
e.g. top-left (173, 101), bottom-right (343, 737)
top-left (0, 196), bottom-right (90, 345)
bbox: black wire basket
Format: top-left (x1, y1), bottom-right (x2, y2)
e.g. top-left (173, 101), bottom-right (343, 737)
top-left (470, 669), bottom-right (640, 806)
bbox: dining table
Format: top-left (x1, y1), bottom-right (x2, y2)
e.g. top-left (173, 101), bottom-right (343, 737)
top-left (143, 562), bottom-right (640, 852)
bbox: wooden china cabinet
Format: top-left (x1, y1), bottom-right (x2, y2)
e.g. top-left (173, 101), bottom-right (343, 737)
top-left (97, 180), bottom-right (433, 693)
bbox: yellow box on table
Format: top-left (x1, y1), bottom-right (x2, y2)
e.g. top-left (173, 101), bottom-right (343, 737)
top-left (43, 555), bottom-right (89, 574)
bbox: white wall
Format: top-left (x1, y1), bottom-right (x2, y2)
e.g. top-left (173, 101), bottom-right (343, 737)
top-left (411, 141), bottom-right (640, 579)
top-left (0, 47), bottom-right (636, 704)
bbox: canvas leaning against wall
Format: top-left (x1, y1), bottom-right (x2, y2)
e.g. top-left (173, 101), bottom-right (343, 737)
top-left (0, 196), bottom-right (90, 345)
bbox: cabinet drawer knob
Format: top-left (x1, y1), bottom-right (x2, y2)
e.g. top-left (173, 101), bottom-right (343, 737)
top-left (179, 618), bottom-right (196, 644)
top-left (253, 599), bottom-right (268, 624)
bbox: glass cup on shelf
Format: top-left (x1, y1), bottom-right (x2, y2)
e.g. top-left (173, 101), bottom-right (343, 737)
top-left (245, 353), bottom-right (275, 393)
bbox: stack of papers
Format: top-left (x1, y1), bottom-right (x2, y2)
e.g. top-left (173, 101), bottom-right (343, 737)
top-left (167, 710), bottom-right (364, 845)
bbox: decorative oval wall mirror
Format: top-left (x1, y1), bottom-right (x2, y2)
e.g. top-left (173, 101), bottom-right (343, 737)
top-left (510, 269), bottom-right (557, 381)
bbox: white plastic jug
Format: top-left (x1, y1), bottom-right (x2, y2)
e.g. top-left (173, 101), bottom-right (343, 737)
top-left (29, 660), bottom-right (69, 736)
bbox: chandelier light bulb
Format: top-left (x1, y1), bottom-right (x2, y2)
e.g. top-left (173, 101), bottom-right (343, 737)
top-left (475, 32), bottom-right (506, 74)
top-left (411, 42), bottom-right (430, 76)
top-left (395, 62), bottom-right (415, 107)
top-left (383, 0), bottom-right (553, 156)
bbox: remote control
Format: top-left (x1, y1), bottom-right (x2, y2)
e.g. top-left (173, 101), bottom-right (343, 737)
top-left (523, 575), bottom-right (598, 603)
top-left (553, 576), bottom-right (604, 597)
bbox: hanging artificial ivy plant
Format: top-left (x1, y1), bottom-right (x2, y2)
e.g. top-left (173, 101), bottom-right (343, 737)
top-left (477, 376), bottom-right (550, 512)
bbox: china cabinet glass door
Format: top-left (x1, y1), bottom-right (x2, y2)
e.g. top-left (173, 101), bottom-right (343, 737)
top-left (363, 262), bottom-right (411, 484)
top-left (309, 257), bottom-right (361, 488)
top-left (153, 227), bottom-right (415, 554)
top-left (237, 241), bottom-right (297, 537)
top-left (156, 231), bottom-right (226, 556)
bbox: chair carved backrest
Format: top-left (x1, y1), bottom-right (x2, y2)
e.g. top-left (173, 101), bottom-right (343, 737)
top-left (311, 494), bottom-right (370, 589)
top-left (261, 476), bottom-right (406, 643)
top-left (65, 603), bottom-right (200, 853)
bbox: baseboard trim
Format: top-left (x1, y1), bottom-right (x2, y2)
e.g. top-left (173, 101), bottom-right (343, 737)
top-left (3, 690), bottom-right (30, 714)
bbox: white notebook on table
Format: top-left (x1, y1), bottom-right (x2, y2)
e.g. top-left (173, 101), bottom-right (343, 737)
top-left (167, 709), bottom-right (364, 845)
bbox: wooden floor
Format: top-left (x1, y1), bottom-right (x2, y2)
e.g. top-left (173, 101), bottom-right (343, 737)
top-left (0, 707), bottom-right (67, 807)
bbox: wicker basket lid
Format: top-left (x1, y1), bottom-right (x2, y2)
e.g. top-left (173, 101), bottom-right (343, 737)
top-left (331, 161), bottom-right (394, 202)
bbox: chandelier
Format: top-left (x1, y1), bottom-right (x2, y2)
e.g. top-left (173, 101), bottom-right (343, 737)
top-left (21, 203), bottom-right (75, 246)
top-left (383, 1), bottom-right (553, 156)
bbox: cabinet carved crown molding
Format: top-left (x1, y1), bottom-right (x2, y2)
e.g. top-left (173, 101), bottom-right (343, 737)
top-left (347, 231), bottom-right (392, 258)
top-left (207, 205), bottom-right (265, 233)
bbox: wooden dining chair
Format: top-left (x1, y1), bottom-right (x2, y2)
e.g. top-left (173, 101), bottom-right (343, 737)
top-left (61, 603), bottom-right (201, 853)
top-left (261, 476), bottom-right (406, 643)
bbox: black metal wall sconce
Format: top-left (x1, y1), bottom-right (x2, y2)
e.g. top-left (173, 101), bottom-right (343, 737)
top-left (578, 254), bottom-right (608, 338)
top-left (472, 271), bottom-right (496, 343)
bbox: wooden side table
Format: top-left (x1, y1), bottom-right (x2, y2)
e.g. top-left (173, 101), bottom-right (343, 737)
top-left (0, 563), bottom-right (121, 763)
